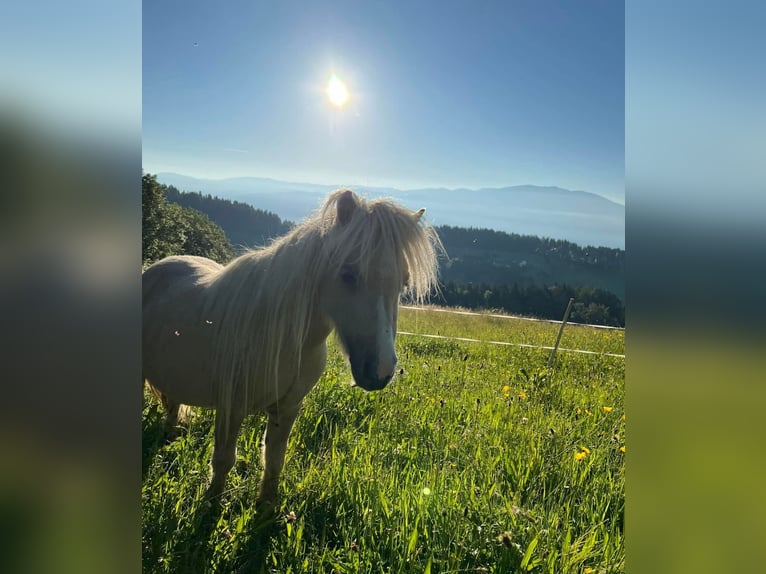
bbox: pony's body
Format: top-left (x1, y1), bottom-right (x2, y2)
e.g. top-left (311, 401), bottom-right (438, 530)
top-left (143, 256), bottom-right (328, 413)
top-left (143, 190), bottom-right (441, 503)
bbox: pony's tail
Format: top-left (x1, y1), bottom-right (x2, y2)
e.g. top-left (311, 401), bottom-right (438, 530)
top-left (144, 379), bottom-right (193, 425)
top-left (145, 378), bottom-right (164, 404)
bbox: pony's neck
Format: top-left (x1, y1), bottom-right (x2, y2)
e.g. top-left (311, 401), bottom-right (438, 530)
top-left (303, 303), bottom-right (333, 349)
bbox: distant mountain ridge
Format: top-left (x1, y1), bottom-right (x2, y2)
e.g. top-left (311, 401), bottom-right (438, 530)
top-left (156, 172), bottom-right (625, 249)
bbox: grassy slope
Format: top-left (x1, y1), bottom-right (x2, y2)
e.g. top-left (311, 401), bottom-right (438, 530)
top-left (142, 308), bottom-right (625, 573)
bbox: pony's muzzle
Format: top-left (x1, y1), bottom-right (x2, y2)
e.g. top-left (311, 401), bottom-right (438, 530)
top-left (352, 356), bottom-right (396, 391)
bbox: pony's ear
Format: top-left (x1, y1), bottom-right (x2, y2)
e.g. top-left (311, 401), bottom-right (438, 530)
top-left (336, 189), bottom-right (357, 226)
top-left (414, 208), bottom-right (426, 221)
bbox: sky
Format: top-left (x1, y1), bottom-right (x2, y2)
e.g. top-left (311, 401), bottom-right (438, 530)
top-left (143, 1), bottom-right (624, 204)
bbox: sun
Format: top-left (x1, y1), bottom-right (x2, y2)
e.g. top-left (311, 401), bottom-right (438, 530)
top-left (326, 74), bottom-right (349, 107)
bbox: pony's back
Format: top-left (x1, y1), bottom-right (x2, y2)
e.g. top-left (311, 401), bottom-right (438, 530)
top-left (143, 255), bottom-right (222, 300)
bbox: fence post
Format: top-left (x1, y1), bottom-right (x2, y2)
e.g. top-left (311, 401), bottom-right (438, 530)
top-left (548, 298), bottom-right (575, 368)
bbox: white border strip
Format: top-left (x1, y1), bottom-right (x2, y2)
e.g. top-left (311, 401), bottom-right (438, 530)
top-left (400, 305), bottom-right (624, 331)
top-left (397, 331), bottom-right (625, 359)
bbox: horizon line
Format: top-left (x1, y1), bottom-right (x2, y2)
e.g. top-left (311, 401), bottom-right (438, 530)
top-left (148, 169), bottom-right (626, 207)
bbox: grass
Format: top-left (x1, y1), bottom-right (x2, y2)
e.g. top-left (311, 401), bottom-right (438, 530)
top-left (142, 307), bottom-right (625, 573)
top-left (398, 306), bottom-right (625, 356)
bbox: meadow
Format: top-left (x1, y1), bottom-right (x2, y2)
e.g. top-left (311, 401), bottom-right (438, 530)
top-left (142, 306), bottom-right (625, 573)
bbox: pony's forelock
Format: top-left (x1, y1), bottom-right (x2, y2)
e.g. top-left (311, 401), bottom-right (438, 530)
top-left (318, 190), bottom-right (443, 302)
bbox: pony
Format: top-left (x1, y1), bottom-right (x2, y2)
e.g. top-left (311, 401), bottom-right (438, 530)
top-left (142, 189), bottom-right (442, 504)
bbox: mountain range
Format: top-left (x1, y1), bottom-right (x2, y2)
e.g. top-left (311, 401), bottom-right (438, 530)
top-left (155, 172), bottom-right (625, 249)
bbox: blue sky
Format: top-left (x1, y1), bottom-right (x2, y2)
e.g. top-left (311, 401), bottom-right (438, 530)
top-left (143, 1), bottom-right (624, 203)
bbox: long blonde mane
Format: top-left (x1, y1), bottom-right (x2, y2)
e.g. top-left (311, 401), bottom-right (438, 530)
top-left (204, 190), bottom-right (443, 424)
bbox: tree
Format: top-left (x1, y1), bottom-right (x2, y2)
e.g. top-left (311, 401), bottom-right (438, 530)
top-left (174, 204), bottom-right (233, 263)
top-left (142, 173), bottom-right (183, 263)
top-left (142, 173), bottom-right (233, 265)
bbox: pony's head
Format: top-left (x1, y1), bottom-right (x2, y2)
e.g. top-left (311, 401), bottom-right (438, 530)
top-left (317, 190), bottom-right (442, 391)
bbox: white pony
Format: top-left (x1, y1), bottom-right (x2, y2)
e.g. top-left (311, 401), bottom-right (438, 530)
top-left (143, 190), bottom-right (442, 503)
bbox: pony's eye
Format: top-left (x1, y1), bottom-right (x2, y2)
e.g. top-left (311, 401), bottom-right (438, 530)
top-left (340, 269), bottom-right (357, 287)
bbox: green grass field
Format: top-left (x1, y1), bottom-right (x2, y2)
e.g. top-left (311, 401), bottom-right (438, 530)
top-left (142, 307), bottom-right (625, 573)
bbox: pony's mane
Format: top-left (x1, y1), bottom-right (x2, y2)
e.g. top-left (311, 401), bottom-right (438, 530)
top-left (205, 189), bottom-right (443, 422)
top-left (318, 190), bottom-right (442, 302)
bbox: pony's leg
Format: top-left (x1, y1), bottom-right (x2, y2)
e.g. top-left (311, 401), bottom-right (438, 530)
top-left (153, 391), bottom-right (186, 441)
top-left (257, 406), bottom-right (300, 505)
top-left (206, 409), bottom-right (245, 500)
top-left (163, 398), bottom-right (181, 431)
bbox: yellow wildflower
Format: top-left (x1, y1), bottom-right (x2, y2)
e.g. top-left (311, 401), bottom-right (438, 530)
top-left (518, 391), bottom-right (527, 400)
top-left (620, 446), bottom-right (626, 453)
top-left (603, 406), bottom-right (613, 413)
top-left (575, 446), bottom-right (591, 461)
top-left (502, 385), bottom-right (511, 394)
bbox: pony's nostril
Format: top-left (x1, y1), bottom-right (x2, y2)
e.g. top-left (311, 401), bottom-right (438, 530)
top-left (359, 359), bottom-right (394, 389)
top-left (376, 354), bottom-right (397, 380)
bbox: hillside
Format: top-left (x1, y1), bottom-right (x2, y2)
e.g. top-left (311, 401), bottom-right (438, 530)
top-left (163, 184), bottom-right (624, 326)
top-left (143, 307), bottom-right (625, 572)
top-left (164, 186), bottom-right (293, 249)
top-left (437, 226), bottom-right (624, 299)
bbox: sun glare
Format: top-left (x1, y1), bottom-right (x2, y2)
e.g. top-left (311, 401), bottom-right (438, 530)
top-left (326, 74), bottom-right (349, 107)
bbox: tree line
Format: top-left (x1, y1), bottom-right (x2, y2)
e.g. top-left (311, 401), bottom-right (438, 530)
top-left (436, 281), bottom-right (624, 326)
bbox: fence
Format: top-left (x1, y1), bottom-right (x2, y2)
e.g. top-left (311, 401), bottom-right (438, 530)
top-left (400, 305), bottom-right (624, 330)
top-left (398, 305), bottom-right (625, 359)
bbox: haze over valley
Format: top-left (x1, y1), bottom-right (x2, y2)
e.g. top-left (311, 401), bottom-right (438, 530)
top-left (156, 172), bottom-right (625, 249)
